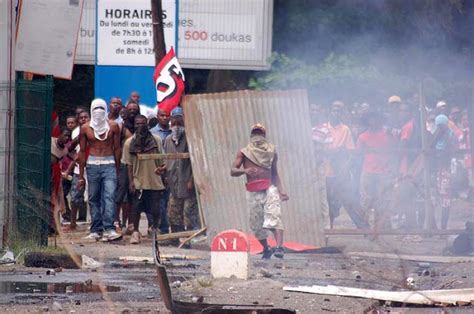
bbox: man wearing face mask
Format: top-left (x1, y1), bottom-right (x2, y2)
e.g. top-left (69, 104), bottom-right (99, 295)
top-left (164, 107), bottom-right (199, 238)
top-left (78, 99), bottom-right (121, 241)
top-left (123, 100), bottom-right (140, 135)
top-left (123, 115), bottom-right (166, 244)
top-left (231, 124), bottom-right (289, 259)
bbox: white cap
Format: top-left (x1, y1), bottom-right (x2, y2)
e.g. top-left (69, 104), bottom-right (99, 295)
top-left (436, 101), bottom-right (447, 108)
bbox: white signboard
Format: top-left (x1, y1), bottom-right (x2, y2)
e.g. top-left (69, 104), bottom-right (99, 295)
top-left (178, 0), bottom-right (272, 69)
top-left (97, 0), bottom-right (176, 66)
top-left (79, 0), bottom-right (273, 70)
top-left (15, 0), bottom-right (84, 79)
top-left (76, 0), bottom-right (96, 64)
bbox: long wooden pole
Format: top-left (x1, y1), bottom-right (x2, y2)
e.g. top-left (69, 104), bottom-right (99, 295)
top-left (151, 0), bottom-right (166, 65)
top-left (470, 84), bottom-right (474, 193)
top-left (419, 82), bottom-right (436, 230)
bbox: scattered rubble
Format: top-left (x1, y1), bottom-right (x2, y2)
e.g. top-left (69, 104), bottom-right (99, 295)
top-left (260, 268), bottom-right (273, 278)
top-left (81, 255), bottom-right (104, 269)
top-left (197, 276), bottom-right (213, 287)
top-left (52, 301), bottom-right (63, 312)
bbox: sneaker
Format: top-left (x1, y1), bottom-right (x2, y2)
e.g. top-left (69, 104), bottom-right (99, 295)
top-left (130, 231), bottom-right (141, 244)
top-left (274, 246), bottom-right (284, 259)
top-left (262, 247), bottom-right (274, 260)
top-left (83, 232), bottom-right (102, 241)
top-left (101, 230), bottom-right (122, 242)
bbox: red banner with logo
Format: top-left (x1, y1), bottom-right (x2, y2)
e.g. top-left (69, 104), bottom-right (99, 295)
top-left (153, 47), bottom-right (185, 113)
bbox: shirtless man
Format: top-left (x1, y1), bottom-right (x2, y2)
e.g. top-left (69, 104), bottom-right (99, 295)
top-left (231, 124), bottom-right (289, 259)
top-left (78, 99), bottom-right (121, 241)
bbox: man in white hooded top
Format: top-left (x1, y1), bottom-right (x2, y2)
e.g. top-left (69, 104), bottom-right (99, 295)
top-left (78, 99), bottom-right (121, 241)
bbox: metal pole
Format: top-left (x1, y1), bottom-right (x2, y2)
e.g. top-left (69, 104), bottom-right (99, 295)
top-left (151, 0), bottom-right (167, 65)
top-left (470, 84), bottom-right (474, 195)
top-left (419, 82), bottom-right (436, 230)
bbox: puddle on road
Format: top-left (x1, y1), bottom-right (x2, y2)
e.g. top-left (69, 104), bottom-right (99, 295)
top-left (0, 281), bottom-right (121, 294)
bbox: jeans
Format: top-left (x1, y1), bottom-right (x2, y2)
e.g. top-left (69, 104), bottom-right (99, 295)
top-left (87, 163), bottom-right (117, 233)
top-left (159, 189), bottom-right (170, 233)
top-left (69, 174), bottom-right (88, 224)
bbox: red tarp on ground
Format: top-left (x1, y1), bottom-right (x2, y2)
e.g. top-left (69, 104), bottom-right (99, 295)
top-left (247, 234), bottom-right (319, 254)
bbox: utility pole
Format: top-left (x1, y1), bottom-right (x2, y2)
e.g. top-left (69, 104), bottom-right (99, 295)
top-left (151, 0), bottom-right (166, 65)
top-left (470, 84), bottom-right (474, 194)
top-left (419, 82), bottom-right (436, 231)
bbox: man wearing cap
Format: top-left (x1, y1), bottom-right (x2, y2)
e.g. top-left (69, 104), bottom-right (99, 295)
top-left (430, 114), bottom-right (456, 229)
top-left (231, 124), bottom-right (289, 259)
top-left (164, 107), bottom-right (199, 238)
top-left (78, 99), bottom-right (122, 241)
top-left (385, 95), bottom-right (403, 137)
top-left (151, 108), bottom-right (172, 234)
top-left (436, 101), bottom-right (463, 141)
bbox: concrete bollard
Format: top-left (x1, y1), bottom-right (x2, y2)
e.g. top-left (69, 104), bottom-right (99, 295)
top-left (211, 230), bottom-right (249, 280)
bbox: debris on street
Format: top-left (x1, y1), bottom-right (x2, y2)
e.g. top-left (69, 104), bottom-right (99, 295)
top-left (283, 285), bottom-right (474, 306)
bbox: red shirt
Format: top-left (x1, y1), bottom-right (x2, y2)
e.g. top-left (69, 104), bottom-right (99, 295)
top-left (399, 119), bottom-right (414, 174)
top-left (357, 129), bottom-right (392, 174)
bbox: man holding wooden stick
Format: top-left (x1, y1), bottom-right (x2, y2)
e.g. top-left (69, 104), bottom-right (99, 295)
top-left (164, 107), bottom-right (199, 240)
top-left (123, 114), bottom-right (167, 244)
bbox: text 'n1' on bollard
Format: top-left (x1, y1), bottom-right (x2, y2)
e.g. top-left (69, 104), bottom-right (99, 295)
top-left (211, 230), bottom-right (249, 280)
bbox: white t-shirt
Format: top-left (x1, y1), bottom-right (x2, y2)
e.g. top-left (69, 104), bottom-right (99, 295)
top-left (51, 138), bottom-right (68, 160)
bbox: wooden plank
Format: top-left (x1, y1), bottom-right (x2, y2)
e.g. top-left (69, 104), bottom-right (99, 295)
top-left (178, 227), bottom-right (207, 249)
top-left (324, 229), bottom-right (464, 235)
top-left (137, 153), bottom-right (190, 160)
top-left (283, 285), bottom-right (474, 305)
top-left (347, 252), bottom-right (474, 264)
top-left (156, 230), bottom-right (196, 241)
top-left (119, 254), bottom-right (201, 262)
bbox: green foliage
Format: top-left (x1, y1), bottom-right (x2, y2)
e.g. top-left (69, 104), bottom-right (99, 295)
top-left (250, 0), bottom-right (473, 107)
top-left (250, 53), bottom-right (380, 91)
top-left (6, 234), bottom-right (66, 264)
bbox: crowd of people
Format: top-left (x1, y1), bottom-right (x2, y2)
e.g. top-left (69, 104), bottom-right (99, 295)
top-left (49, 91), bottom-right (472, 247)
top-left (50, 92), bottom-right (199, 244)
top-left (311, 96), bottom-right (472, 231)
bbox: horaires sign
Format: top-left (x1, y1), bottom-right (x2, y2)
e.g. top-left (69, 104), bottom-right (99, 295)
top-left (97, 0), bottom-right (176, 66)
top-left (93, 0), bottom-right (272, 70)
